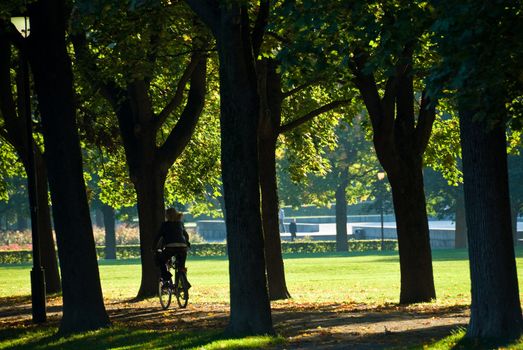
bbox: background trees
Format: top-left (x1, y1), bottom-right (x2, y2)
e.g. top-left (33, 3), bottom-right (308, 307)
top-left (73, 1), bottom-right (208, 298)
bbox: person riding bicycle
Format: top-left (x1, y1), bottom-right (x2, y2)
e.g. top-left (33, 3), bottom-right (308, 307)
top-left (153, 208), bottom-right (191, 285)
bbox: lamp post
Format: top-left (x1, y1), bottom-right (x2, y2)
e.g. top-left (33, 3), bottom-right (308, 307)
top-left (377, 171), bottom-right (386, 251)
top-left (11, 15), bottom-right (47, 323)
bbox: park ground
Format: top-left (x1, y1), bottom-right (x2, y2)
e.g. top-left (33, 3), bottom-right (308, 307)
top-left (1, 250), bottom-right (523, 349)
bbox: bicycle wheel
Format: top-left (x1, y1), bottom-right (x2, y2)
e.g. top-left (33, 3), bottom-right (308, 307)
top-left (175, 272), bottom-right (189, 308)
top-left (158, 279), bottom-right (172, 309)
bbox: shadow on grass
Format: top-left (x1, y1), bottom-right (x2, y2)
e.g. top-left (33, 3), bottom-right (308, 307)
top-left (0, 325), bottom-right (282, 350)
top-left (424, 327), bottom-right (523, 350)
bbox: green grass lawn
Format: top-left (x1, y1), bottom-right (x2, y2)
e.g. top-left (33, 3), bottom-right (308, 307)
top-left (2, 249), bottom-right (523, 349)
top-left (2, 249), bottom-right (522, 304)
top-left (0, 326), bottom-right (284, 350)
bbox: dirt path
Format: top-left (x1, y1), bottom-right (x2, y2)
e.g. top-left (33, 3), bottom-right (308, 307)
top-left (0, 296), bottom-right (469, 349)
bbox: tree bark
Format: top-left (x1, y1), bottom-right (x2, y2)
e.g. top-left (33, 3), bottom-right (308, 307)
top-left (258, 59), bottom-right (290, 300)
top-left (28, 0), bottom-right (109, 333)
top-left (134, 168), bottom-right (167, 297)
top-left (335, 177), bottom-right (349, 252)
top-left (388, 167), bottom-right (435, 303)
top-left (215, 4), bottom-right (274, 335)
top-left (455, 186), bottom-right (468, 249)
top-left (35, 154), bottom-right (61, 293)
top-left (460, 106), bottom-right (523, 340)
top-left (259, 135), bottom-right (291, 300)
top-left (101, 204), bottom-right (116, 260)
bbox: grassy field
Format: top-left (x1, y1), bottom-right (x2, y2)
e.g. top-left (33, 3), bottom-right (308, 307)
top-left (2, 249), bottom-right (523, 349)
top-left (0, 327), bottom-right (284, 350)
top-left (1, 249), bottom-right (520, 304)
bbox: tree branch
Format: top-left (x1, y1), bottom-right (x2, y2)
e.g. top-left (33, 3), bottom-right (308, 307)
top-left (415, 90), bottom-right (437, 154)
top-left (70, 31), bottom-right (124, 109)
top-left (154, 52), bottom-right (203, 130)
top-left (393, 44), bottom-right (414, 131)
top-left (281, 77), bottom-right (323, 99)
top-left (251, 0), bottom-right (269, 59)
top-left (350, 52), bottom-right (383, 131)
top-left (157, 56), bottom-right (207, 167)
top-left (279, 100), bottom-right (348, 134)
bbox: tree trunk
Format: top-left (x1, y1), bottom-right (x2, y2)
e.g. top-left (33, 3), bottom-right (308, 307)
top-left (94, 208), bottom-right (104, 228)
top-left (101, 204), bottom-right (116, 260)
top-left (134, 168), bottom-right (166, 298)
top-left (15, 208), bottom-right (28, 231)
top-left (0, 29), bottom-right (61, 294)
top-left (388, 168), bottom-right (436, 304)
top-left (455, 186), bottom-right (468, 249)
top-left (257, 58), bottom-right (290, 301)
top-left (259, 136), bottom-right (291, 300)
top-left (460, 106), bottom-right (523, 340)
top-left (217, 7), bottom-right (273, 336)
top-left (335, 177), bottom-right (349, 252)
top-left (28, 0), bottom-right (109, 333)
top-left (35, 154), bottom-right (61, 293)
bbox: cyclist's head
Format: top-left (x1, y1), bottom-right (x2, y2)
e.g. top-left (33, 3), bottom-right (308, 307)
top-left (166, 208), bottom-right (183, 222)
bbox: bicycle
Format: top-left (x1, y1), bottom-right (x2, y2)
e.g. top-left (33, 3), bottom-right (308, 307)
top-left (158, 256), bottom-right (190, 309)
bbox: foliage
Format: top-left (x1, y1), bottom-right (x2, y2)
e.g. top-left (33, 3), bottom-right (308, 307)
top-left (423, 109), bottom-right (462, 186)
top-left (0, 249), bottom-right (31, 264)
top-left (0, 240), bottom-right (399, 263)
top-left (0, 141), bottom-right (25, 202)
top-left (423, 168), bottom-right (458, 219)
top-left (429, 0), bottom-right (523, 126)
top-left (73, 0), bottom-right (223, 215)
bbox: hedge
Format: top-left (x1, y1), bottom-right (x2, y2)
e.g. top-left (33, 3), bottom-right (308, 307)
top-left (0, 240), bottom-right (397, 264)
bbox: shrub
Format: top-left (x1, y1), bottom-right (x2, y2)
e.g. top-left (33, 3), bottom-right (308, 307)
top-left (0, 240), bottom-right (398, 264)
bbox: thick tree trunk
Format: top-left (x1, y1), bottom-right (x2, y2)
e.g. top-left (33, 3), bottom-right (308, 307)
top-left (455, 186), bottom-right (468, 249)
top-left (134, 168), bottom-right (166, 298)
top-left (28, 0), bottom-right (109, 333)
top-left (101, 204), bottom-right (116, 260)
top-left (259, 136), bottom-right (291, 300)
top-left (388, 168), bottom-right (435, 304)
top-left (216, 7), bottom-right (273, 335)
top-left (335, 178), bottom-right (349, 252)
top-left (35, 155), bottom-right (61, 293)
top-left (460, 107), bottom-right (523, 340)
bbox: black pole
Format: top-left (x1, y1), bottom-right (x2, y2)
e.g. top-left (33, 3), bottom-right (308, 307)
top-left (21, 37), bottom-right (46, 323)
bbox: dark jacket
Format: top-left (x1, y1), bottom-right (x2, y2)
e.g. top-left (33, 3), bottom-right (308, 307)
top-left (153, 221), bottom-right (190, 249)
top-left (289, 222), bottom-right (297, 235)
